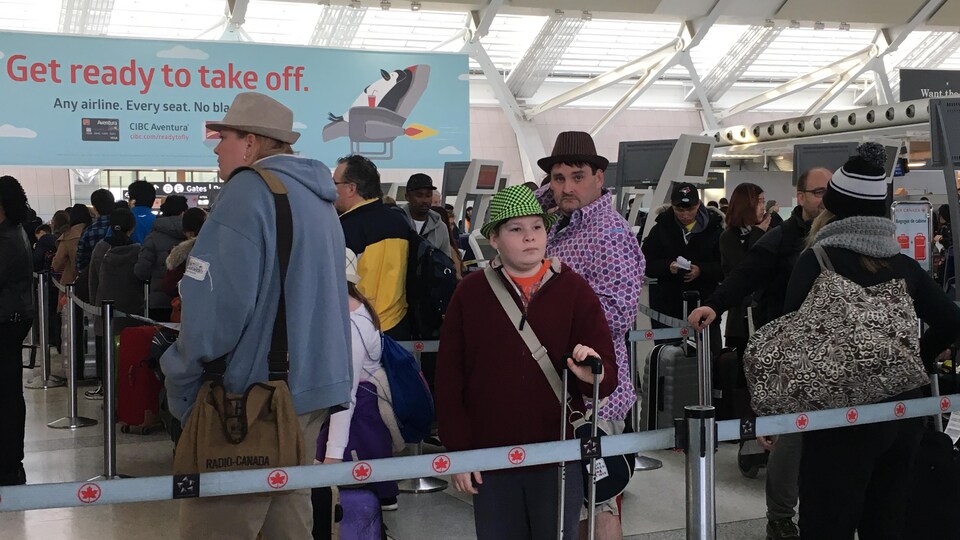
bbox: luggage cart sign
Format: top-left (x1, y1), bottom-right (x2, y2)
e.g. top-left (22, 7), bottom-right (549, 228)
top-left (892, 201), bottom-right (933, 272)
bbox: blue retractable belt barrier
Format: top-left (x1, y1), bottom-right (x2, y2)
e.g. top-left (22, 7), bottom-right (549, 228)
top-left (2, 394), bottom-right (956, 512)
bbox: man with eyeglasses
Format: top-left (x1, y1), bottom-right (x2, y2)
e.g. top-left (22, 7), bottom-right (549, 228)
top-left (687, 166), bottom-right (831, 540)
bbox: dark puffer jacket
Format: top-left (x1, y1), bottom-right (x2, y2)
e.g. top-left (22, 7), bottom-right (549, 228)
top-left (134, 215), bottom-right (185, 310)
top-left (641, 205), bottom-right (724, 319)
top-left (0, 221), bottom-right (34, 322)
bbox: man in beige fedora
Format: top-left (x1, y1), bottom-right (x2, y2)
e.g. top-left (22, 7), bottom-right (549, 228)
top-left (161, 91), bottom-right (353, 538)
top-left (536, 131), bottom-right (645, 540)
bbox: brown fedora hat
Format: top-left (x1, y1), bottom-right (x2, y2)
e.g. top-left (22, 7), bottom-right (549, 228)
top-left (206, 92), bottom-right (301, 144)
top-left (537, 131), bottom-right (609, 173)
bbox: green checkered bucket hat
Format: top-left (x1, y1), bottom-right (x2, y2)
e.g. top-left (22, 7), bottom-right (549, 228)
top-left (480, 185), bottom-right (558, 238)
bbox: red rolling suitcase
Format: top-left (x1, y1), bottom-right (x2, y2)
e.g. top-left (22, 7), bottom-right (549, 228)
top-left (117, 326), bottom-right (164, 434)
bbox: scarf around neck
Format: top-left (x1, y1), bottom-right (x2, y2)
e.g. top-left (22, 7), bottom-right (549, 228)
top-left (813, 216), bottom-right (900, 258)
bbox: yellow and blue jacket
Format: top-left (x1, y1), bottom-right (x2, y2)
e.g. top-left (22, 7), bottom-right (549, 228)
top-left (340, 199), bottom-right (410, 331)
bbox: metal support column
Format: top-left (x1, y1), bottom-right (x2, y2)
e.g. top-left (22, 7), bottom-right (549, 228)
top-left (684, 405), bottom-right (717, 540)
top-left (89, 301), bottom-right (128, 480)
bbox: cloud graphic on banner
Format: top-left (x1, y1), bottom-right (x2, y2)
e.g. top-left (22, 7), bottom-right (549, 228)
top-left (439, 146), bottom-right (463, 155)
top-left (0, 52), bottom-right (5, 59)
top-left (293, 122), bottom-right (308, 129)
top-left (0, 124), bottom-right (37, 138)
top-left (157, 45), bottom-right (209, 60)
top-left (458, 74), bottom-right (470, 81)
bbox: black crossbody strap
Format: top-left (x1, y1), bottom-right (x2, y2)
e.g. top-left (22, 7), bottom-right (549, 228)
top-left (231, 165), bottom-right (293, 382)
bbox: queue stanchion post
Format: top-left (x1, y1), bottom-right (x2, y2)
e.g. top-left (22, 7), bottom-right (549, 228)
top-left (397, 340), bottom-right (448, 494)
top-left (683, 404), bottom-right (717, 540)
top-left (142, 281), bottom-right (150, 318)
top-left (89, 300), bottom-right (129, 480)
top-left (25, 271), bottom-right (65, 389)
top-left (48, 283), bottom-right (98, 429)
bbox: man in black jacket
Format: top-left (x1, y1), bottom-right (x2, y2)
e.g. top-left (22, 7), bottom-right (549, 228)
top-left (687, 166), bottom-right (831, 540)
top-left (641, 182), bottom-right (723, 353)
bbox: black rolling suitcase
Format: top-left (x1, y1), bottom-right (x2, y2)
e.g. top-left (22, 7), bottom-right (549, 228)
top-left (640, 292), bottom-right (701, 430)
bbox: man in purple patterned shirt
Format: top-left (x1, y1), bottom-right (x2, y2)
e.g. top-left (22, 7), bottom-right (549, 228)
top-left (535, 131), bottom-right (644, 539)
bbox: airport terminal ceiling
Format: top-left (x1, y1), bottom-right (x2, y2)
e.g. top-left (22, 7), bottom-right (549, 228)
top-left (3, 0), bottom-right (960, 167)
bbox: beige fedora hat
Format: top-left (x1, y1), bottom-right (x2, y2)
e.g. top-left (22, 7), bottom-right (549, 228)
top-left (206, 92), bottom-right (301, 144)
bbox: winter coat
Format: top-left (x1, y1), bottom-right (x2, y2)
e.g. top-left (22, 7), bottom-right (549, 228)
top-left (785, 245), bottom-right (960, 370)
top-left (719, 225), bottom-right (766, 340)
top-left (161, 237), bottom-right (195, 299)
top-left (705, 206), bottom-right (812, 327)
top-left (641, 205), bottom-right (723, 319)
top-left (90, 237), bottom-right (145, 335)
top-left (399, 205), bottom-right (452, 258)
top-left (52, 223), bottom-right (84, 289)
top-left (134, 215), bottom-right (186, 310)
top-left (33, 233), bottom-right (57, 272)
top-left (0, 221), bottom-right (34, 322)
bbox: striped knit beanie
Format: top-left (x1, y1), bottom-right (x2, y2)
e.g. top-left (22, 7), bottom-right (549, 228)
top-left (822, 142), bottom-right (888, 219)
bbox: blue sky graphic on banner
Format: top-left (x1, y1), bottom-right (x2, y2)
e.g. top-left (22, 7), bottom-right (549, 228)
top-left (0, 31), bottom-right (470, 168)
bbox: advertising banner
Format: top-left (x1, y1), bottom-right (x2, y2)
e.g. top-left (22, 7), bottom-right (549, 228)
top-left (0, 31), bottom-right (470, 169)
top-left (892, 201), bottom-right (932, 272)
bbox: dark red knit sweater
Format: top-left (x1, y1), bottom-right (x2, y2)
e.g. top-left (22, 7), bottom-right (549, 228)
top-left (436, 259), bottom-right (617, 452)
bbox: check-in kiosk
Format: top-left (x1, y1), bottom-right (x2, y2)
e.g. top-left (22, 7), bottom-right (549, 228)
top-left (450, 159), bottom-right (503, 234)
top-left (621, 135), bottom-right (715, 239)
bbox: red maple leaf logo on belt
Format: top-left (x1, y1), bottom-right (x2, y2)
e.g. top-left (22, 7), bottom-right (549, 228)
top-left (268, 470), bottom-right (288, 489)
top-left (941, 397), bottom-right (952, 411)
top-left (795, 414), bottom-right (809, 430)
top-left (77, 483), bottom-right (101, 504)
top-left (894, 402), bottom-right (906, 417)
top-left (846, 409), bottom-right (859, 423)
top-left (432, 455), bottom-right (450, 474)
top-left (352, 462), bottom-right (372, 481)
top-left (508, 447), bottom-right (526, 465)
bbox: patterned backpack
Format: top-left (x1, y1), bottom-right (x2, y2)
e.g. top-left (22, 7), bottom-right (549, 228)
top-left (743, 245), bottom-right (929, 415)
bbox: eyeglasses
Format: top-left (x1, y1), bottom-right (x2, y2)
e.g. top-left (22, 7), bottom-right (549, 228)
top-left (801, 188), bottom-right (827, 197)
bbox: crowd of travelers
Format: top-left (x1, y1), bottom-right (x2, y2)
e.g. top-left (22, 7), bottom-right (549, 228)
top-left (2, 91), bottom-right (957, 540)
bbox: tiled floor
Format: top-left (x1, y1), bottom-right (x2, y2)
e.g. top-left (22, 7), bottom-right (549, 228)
top-left (1, 353), bottom-right (772, 539)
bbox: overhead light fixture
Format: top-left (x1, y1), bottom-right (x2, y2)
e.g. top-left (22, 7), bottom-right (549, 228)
top-left (839, 22), bottom-right (850, 31)
top-left (814, 21), bottom-right (825, 30)
top-left (410, 1), bottom-right (420, 10)
top-left (380, 0), bottom-right (390, 9)
top-left (763, 19), bottom-right (775, 28)
top-left (581, 10), bottom-right (592, 21)
top-left (789, 19), bottom-right (800, 29)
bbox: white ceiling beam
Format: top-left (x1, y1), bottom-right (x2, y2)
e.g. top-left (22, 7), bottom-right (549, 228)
top-left (803, 56), bottom-right (881, 116)
top-left (524, 38), bottom-right (683, 118)
top-left (589, 51), bottom-right (679, 137)
top-left (678, 54), bottom-right (719, 131)
top-left (881, 0), bottom-right (946, 52)
top-left (226, 0), bottom-right (250, 26)
top-left (464, 40), bottom-right (546, 183)
top-left (472, 0), bottom-right (505, 39)
top-left (716, 45), bottom-right (879, 120)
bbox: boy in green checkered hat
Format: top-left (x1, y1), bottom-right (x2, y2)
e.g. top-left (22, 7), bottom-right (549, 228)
top-left (436, 184), bottom-right (619, 540)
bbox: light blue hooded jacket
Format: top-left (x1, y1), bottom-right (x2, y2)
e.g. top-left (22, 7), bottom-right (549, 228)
top-left (161, 154), bottom-right (352, 423)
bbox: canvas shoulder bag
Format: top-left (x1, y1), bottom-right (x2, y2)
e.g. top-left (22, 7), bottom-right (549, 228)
top-left (743, 245), bottom-right (929, 415)
top-left (173, 165), bottom-right (306, 476)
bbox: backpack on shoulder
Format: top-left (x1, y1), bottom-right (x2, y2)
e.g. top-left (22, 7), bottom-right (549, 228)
top-left (379, 333), bottom-right (434, 444)
top-left (404, 232), bottom-right (458, 339)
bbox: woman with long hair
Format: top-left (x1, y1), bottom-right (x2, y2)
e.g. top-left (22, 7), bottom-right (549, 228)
top-left (0, 176), bottom-right (36, 485)
top-left (784, 143), bottom-right (960, 538)
top-left (719, 182), bottom-right (770, 351)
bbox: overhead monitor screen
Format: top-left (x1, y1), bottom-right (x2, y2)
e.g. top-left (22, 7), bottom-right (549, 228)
top-left (603, 162), bottom-right (618, 188)
top-left (498, 177), bottom-right (508, 190)
top-left (883, 145), bottom-right (899, 178)
top-left (442, 161), bottom-right (470, 196)
top-left (792, 143), bottom-right (858, 186)
top-left (618, 140), bottom-right (676, 188)
top-left (475, 237), bottom-right (499, 261)
top-left (395, 186), bottom-right (407, 200)
top-left (477, 165), bottom-right (499, 189)
top-left (684, 142), bottom-right (712, 177)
